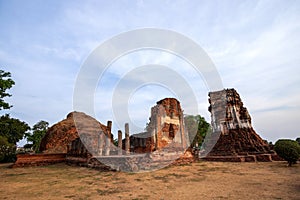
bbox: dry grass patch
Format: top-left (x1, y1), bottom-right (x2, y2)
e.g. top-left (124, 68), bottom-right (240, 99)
top-left (0, 161), bottom-right (299, 200)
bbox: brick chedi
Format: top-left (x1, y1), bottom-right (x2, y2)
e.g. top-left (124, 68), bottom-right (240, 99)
top-left (14, 111), bottom-right (112, 168)
top-left (40, 111), bottom-right (108, 153)
top-left (205, 89), bottom-right (273, 161)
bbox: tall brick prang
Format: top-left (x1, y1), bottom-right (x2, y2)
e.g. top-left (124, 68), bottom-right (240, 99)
top-left (204, 89), bottom-right (273, 161)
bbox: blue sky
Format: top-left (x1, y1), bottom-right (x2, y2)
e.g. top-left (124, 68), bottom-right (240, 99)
top-left (0, 0), bottom-right (299, 145)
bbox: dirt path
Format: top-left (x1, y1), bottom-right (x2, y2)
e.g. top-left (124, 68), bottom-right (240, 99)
top-left (1, 161), bottom-right (299, 200)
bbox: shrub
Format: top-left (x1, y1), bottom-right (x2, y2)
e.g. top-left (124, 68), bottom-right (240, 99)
top-left (274, 139), bottom-right (300, 166)
top-left (0, 136), bottom-right (16, 163)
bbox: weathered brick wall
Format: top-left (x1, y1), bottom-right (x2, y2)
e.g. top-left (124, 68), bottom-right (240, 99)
top-left (131, 98), bottom-right (187, 153)
top-left (12, 153), bottom-right (66, 167)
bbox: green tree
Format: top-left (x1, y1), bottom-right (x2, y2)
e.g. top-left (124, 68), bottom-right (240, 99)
top-left (0, 70), bottom-right (29, 162)
top-left (0, 135), bottom-right (15, 162)
top-left (25, 120), bottom-right (49, 152)
top-left (0, 115), bottom-right (30, 162)
top-left (23, 143), bottom-right (33, 149)
top-left (113, 139), bottom-right (118, 147)
top-left (0, 70), bottom-right (15, 110)
top-left (274, 139), bottom-right (300, 166)
top-left (184, 115), bottom-right (210, 148)
top-left (0, 114), bottom-right (30, 145)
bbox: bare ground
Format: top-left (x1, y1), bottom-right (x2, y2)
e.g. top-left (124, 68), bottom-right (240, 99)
top-left (0, 161), bottom-right (299, 200)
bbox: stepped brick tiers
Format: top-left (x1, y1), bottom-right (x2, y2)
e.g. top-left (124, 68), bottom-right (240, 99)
top-left (202, 88), bottom-right (277, 162)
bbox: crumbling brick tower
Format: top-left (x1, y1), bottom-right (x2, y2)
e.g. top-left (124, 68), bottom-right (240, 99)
top-left (131, 98), bottom-right (189, 153)
top-left (207, 89), bottom-right (271, 157)
top-left (151, 98), bottom-right (188, 150)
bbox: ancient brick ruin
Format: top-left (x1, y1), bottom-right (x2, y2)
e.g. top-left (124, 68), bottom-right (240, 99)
top-left (14, 112), bottom-right (112, 168)
top-left (13, 98), bottom-right (191, 171)
top-left (203, 88), bottom-right (276, 162)
top-left (12, 153), bottom-right (66, 168)
top-left (130, 98), bottom-right (189, 153)
top-left (13, 89), bottom-right (283, 170)
top-left (66, 98), bottom-right (192, 171)
top-left (39, 112), bottom-right (109, 154)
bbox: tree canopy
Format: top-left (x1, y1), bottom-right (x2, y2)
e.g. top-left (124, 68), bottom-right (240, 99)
top-left (0, 135), bottom-right (15, 162)
top-left (0, 114), bottom-right (30, 162)
top-left (25, 120), bottom-right (49, 152)
top-left (184, 115), bottom-right (210, 148)
top-left (0, 70), bottom-right (15, 110)
top-left (0, 114), bottom-right (30, 145)
top-left (0, 70), bottom-right (31, 145)
top-left (0, 69), bottom-right (33, 162)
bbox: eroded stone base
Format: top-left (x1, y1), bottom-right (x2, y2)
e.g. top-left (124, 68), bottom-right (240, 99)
top-left (65, 149), bottom-right (194, 172)
top-left (201, 153), bottom-right (280, 162)
top-left (12, 153), bottom-right (66, 168)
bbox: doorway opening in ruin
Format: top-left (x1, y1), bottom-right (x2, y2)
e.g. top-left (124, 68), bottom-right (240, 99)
top-left (169, 124), bottom-right (175, 139)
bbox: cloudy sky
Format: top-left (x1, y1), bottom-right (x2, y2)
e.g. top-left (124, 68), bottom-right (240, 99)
top-left (0, 0), bottom-right (299, 145)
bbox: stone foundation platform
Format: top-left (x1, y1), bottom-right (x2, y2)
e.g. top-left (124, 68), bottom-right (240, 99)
top-left (201, 153), bottom-right (284, 162)
top-left (12, 153), bottom-right (66, 168)
top-left (66, 149), bottom-right (195, 172)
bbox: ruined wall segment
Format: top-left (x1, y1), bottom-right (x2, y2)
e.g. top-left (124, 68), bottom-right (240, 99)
top-left (131, 98), bottom-right (188, 153)
top-left (12, 153), bottom-right (66, 168)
